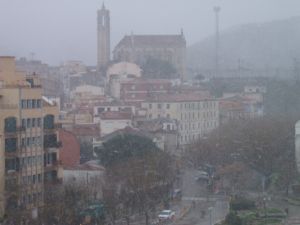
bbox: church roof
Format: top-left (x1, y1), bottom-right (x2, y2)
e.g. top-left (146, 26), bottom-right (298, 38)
top-left (114, 34), bottom-right (186, 49)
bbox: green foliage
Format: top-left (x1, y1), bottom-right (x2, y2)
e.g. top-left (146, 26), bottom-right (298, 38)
top-left (224, 211), bottom-right (242, 225)
top-left (230, 197), bottom-right (256, 211)
top-left (264, 78), bottom-right (300, 117)
top-left (97, 134), bottom-right (160, 166)
top-left (141, 57), bottom-right (178, 79)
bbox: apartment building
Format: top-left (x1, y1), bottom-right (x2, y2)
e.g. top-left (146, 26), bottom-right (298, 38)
top-left (0, 56), bottom-right (61, 218)
top-left (141, 94), bottom-right (219, 146)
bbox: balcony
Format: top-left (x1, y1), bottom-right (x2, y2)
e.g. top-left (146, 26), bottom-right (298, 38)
top-left (4, 126), bottom-right (25, 137)
top-left (5, 150), bottom-right (19, 158)
top-left (44, 160), bottom-right (62, 171)
top-left (43, 123), bottom-right (62, 133)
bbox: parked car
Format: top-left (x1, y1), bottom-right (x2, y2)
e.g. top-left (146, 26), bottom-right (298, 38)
top-left (195, 171), bottom-right (209, 181)
top-left (158, 210), bottom-right (175, 220)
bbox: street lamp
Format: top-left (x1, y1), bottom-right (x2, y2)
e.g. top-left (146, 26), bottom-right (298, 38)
top-left (208, 207), bottom-right (214, 225)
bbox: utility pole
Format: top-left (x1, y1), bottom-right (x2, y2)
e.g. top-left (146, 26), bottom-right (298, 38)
top-left (213, 6), bottom-right (221, 77)
top-left (208, 207), bottom-right (213, 225)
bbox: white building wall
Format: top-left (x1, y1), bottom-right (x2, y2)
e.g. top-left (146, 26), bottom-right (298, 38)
top-left (100, 119), bottom-right (132, 137)
top-left (295, 121), bottom-right (300, 173)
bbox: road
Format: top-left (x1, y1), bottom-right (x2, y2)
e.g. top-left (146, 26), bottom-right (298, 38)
top-left (172, 168), bottom-right (229, 225)
top-left (116, 168), bottom-right (229, 225)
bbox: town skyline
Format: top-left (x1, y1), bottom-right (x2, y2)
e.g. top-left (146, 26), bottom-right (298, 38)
top-left (0, 0), bottom-right (300, 65)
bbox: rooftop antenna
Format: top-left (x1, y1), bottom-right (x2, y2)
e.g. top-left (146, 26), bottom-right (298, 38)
top-left (30, 52), bottom-right (35, 61)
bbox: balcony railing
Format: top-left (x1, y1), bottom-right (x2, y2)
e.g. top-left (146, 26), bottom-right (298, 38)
top-left (43, 123), bottom-right (62, 132)
top-left (44, 160), bottom-right (62, 171)
top-left (4, 126), bottom-right (26, 137)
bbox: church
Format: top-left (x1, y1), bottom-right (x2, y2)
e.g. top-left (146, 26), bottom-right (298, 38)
top-left (97, 4), bottom-right (187, 80)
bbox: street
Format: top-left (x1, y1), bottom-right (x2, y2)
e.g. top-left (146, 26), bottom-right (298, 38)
top-left (171, 168), bottom-right (229, 225)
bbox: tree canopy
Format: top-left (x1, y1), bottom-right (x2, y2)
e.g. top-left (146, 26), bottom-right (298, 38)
top-left (141, 57), bottom-right (178, 79)
top-left (96, 134), bottom-right (160, 167)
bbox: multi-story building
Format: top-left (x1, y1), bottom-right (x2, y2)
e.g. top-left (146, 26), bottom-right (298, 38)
top-left (0, 56), bottom-right (61, 218)
top-left (119, 79), bottom-right (172, 104)
top-left (141, 94), bottom-right (219, 147)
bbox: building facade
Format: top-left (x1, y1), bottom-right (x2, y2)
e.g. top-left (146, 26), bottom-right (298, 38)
top-left (97, 3), bottom-right (110, 71)
top-left (0, 56), bottom-right (61, 218)
top-left (113, 33), bottom-right (186, 80)
top-left (141, 94), bottom-right (219, 146)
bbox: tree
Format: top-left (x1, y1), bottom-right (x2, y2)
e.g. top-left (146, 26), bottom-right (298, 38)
top-left (97, 134), bottom-right (176, 225)
top-left (42, 182), bottom-right (101, 225)
top-left (188, 116), bottom-right (298, 193)
top-left (141, 57), bottom-right (178, 79)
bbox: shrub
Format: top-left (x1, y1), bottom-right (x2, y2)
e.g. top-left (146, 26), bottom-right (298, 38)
top-left (224, 212), bottom-right (242, 225)
top-left (230, 197), bottom-right (256, 211)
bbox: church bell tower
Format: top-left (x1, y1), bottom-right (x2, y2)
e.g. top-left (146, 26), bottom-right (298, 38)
top-left (97, 3), bottom-right (110, 71)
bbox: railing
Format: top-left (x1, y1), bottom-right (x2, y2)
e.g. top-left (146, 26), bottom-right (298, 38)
top-left (44, 123), bottom-right (62, 131)
top-left (5, 150), bottom-right (19, 158)
top-left (45, 160), bottom-right (62, 169)
top-left (5, 126), bottom-right (25, 133)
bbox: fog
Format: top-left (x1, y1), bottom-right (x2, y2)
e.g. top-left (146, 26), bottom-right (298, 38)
top-left (0, 0), bottom-right (300, 65)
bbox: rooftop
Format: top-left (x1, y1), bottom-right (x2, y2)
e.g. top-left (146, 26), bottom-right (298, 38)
top-left (100, 111), bottom-right (132, 120)
top-left (146, 93), bottom-right (215, 103)
top-left (115, 34), bottom-right (185, 49)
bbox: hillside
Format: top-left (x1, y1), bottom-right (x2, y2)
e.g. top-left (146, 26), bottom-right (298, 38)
top-left (188, 16), bottom-right (300, 77)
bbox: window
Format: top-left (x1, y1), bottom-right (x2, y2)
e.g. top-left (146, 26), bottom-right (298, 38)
top-left (4, 117), bottom-right (17, 133)
top-left (36, 99), bottom-right (41, 108)
top-left (21, 100), bottom-right (27, 109)
top-left (5, 158), bottom-right (16, 171)
top-left (166, 104), bottom-right (170, 109)
top-left (22, 119), bottom-right (26, 128)
top-left (38, 174), bottom-right (42, 183)
top-left (44, 115), bottom-right (54, 129)
top-left (27, 118), bottom-right (31, 128)
top-left (37, 118), bottom-right (41, 127)
top-left (27, 99), bottom-right (32, 109)
top-left (32, 118), bottom-right (36, 127)
top-left (21, 138), bottom-right (25, 147)
top-left (32, 99), bottom-right (36, 108)
top-left (5, 138), bottom-right (17, 152)
top-left (158, 103), bottom-right (162, 109)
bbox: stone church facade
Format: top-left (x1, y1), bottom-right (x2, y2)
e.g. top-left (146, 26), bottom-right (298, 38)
top-left (113, 33), bottom-right (187, 80)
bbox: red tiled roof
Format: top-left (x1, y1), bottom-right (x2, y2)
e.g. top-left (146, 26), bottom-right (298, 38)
top-left (71, 123), bottom-right (100, 136)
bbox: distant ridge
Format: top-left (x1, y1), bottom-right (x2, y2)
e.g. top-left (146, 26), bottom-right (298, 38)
top-left (187, 16), bottom-right (300, 77)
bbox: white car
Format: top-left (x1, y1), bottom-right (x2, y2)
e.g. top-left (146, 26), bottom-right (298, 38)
top-left (158, 210), bottom-right (175, 220)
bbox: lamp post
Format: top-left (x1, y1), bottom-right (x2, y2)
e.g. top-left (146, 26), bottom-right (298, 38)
top-left (208, 207), bottom-right (213, 225)
top-left (213, 6), bottom-right (221, 77)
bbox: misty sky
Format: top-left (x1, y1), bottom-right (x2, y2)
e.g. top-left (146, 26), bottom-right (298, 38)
top-left (0, 0), bottom-right (300, 66)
